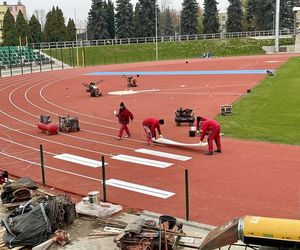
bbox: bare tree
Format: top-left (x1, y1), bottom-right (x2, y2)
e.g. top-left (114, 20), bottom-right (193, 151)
top-left (33, 9), bottom-right (46, 31)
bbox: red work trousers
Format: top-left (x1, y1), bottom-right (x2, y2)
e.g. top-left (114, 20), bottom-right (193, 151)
top-left (207, 126), bottom-right (221, 152)
top-left (119, 124), bottom-right (130, 138)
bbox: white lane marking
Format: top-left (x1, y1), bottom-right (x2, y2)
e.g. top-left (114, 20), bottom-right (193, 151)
top-left (106, 179), bottom-right (175, 199)
top-left (108, 89), bottom-right (160, 96)
top-left (135, 148), bottom-right (191, 161)
top-left (266, 61), bottom-right (280, 63)
top-left (54, 153), bottom-right (107, 168)
top-left (111, 154), bottom-right (172, 168)
top-left (0, 151), bottom-right (100, 182)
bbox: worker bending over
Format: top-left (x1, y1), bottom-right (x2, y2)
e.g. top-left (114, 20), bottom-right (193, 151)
top-left (199, 117), bottom-right (222, 155)
top-left (142, 118), bottom-right (164, 145)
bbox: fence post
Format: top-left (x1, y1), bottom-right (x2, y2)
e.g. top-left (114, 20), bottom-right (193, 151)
top-left (61, 47), bottom-right (64, 69)
top-left (101, 156), bottom-right (107, 202)
top-left (40, 144), bottom-right (46, 186)
top-left (50, 44), bottom-right (53, 71)
top-left (185, 169), bottom-right (189, 221)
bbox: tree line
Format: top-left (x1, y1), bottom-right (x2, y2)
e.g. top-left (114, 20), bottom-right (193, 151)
top-left (1, 0), bottom-right (297, 46)
top-left (2, 6), bottom-right (76, 46)
top-left (88, 0), bottom-right (297, 39)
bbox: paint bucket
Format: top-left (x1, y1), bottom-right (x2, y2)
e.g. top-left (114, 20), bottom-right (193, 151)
top-left (189, 126), bottom-right (196, 137)
top-left (82, 197), bottom-right (89, 204)
top-left (88, 191), bottom-right (99, 204)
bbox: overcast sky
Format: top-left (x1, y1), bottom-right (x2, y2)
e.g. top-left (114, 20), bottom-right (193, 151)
top-left (13, 0), bottom-right (229, 25)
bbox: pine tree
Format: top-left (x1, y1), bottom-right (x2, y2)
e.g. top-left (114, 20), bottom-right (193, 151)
top-left (2, 9), bottom-right (17, 46)
top-left (115, 0), bottom-right (134, 38)
top-left (29, 15), bottom-right (43, 44)
top-left (226, 0), bottom-right (243, 32)
top-left (106, 0), bottom-right (115, 39)
top-left (133, 3), bottom-right (142, 37)
top-left (87, 0), bottom-right (109, 40)
top-left (181, 0), bottom-right (199, 35)
top-left (66, 18), bottom-right (76, 41)
top-left (203, 0), bottom-right (219, 33)
top-left (247, 0), bottom-right (274, 30)
top-left (44, 7), bottom-right (67, 42)
top-left (162, 8), bottom-right (174, 36)
top-left (16, 10), bottom-right (30, 45)
top-left (280, 0), bottom-right (297, 29)
top-left (138, 0), bottom-right (157, 37)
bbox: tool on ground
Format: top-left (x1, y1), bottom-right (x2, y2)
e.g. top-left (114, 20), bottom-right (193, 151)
top-left (82, 80), bottom-right (103, 97)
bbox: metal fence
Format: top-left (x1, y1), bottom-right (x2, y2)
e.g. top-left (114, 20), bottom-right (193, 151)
top-left (31, 29), bottom-right (295, 50)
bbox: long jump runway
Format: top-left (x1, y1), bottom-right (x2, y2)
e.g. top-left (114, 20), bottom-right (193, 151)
top-left (0, 54), bottom-right (300, 226)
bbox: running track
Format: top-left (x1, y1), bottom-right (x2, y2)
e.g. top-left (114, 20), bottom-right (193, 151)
top-left (0, 54), bottom-right (299, 226)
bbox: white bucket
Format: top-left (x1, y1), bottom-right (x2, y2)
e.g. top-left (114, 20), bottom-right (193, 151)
top-left (88, 191), bottom-right (99, 204)
top-left (82, 197), bottom-right (89, 204)
top-left (190, 126), bottom-right (196, 131)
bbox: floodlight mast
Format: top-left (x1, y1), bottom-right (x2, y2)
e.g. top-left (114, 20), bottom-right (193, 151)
top-left (275, 0), bottom-right (280, 53)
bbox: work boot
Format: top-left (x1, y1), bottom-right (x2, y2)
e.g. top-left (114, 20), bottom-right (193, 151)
top-left (124, 135), bottom-right (131, 138)
top-left (204, 151), bottom-right (213, 155)
top-left (117, 136), bottom-right (121, 140)
top-left (214, 149), bottom-right (222, 153)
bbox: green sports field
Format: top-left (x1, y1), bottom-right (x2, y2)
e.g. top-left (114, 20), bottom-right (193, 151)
top-left (217, 57), bottom-right (300, 145)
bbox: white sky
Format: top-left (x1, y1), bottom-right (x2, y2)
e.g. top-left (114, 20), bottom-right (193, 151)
top-left (8, 0), bottom-right (229, 25)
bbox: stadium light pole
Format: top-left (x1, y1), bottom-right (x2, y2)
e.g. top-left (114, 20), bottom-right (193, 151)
top-left (155, 0), bottom-right (158, 61)
top-left (275, 0), bottom-right (280, 53)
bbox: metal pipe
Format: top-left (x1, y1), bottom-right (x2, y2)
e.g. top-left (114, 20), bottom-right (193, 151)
top-left (275, 0), bottom-right (280, 53)
top-left (40, 144), bottom-right (45, 186)
top-left (101, 155), bottom-right (107, 202)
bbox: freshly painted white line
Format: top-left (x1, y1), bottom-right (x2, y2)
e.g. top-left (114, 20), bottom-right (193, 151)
top-left (135, 148), bottom-right (191, 161)
top-left (108, 89), bottom-right (160, 96)
top-left (54, 153), bottom-right (107, 168)
top-left (0, 151), bottom-right (100, 182)
top-left (111, 154), bottom-right (172, 168)
top-left (106, 179), bottom-right (175, 199)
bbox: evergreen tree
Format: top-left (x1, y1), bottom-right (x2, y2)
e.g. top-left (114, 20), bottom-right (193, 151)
top-left (29, 15), bottom-right (43, 44)
top-left (87, 0), bottom-right (109, 40)
top-left (181, 0), bottom-right (199, 35)
top-left (2, 9), bottom-right (17, 46)
top-left (162, 8), bottom-right (174, 36)
top-left (16, 10), bottom-right (30, 45)
top-left (66, 18), bottom-right (76, 41)
top-left (106, 0), bottom-right (115, 39)
top-left (55, 7), bottom-right (68, 41)
top-left (133, 3), bottom-right (142, 37)
top-left (138, 0), bottom-right (157, 37)
top-left (247, 0), bottom-right (274, 30)
top-left (226, 0), bottom-right (243, 32)
top-left (115, 0), bottom-right (134, 38)
top-left (280, 0), bottom-right (297, 29)
top-left (44, 6), bottom-right (67, 42)
top-left (203, 0), bottom-right (219, 33)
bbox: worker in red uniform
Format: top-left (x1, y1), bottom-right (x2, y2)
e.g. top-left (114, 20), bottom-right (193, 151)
top-left (142, 118), bottom-right (164, 145)
top-left (199, 117), bottom-right (222, 155)
top-left (115, 102), bottom-right (134, 140)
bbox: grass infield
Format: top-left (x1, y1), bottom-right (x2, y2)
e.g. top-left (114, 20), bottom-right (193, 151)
top-left (44, 38), bottom-right (293, 67)
top-left (217, 57), bottom-right (300, 145)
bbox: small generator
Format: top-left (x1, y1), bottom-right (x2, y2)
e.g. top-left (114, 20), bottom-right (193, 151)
top-left (59, 116), bottom-right (80, 133)
top-left (175, 108), bottom-right (195, 126)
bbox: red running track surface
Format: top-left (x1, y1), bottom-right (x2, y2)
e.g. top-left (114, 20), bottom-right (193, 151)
top-left (0, 54), bottom-right (299, 226)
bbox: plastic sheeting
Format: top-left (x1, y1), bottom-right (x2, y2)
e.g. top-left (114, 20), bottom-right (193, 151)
top-left (1, 204), bottom-right (52, 248)
top-left (76, 201), bottom-right (122, 218)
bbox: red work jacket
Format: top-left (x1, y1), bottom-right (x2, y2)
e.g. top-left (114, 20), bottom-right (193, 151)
top-left (143, 118), bottom-right (161, 136)
top-left (118, 108), bottom-right (133, 124)
top-left (200, 119), bottom-right (220, 141)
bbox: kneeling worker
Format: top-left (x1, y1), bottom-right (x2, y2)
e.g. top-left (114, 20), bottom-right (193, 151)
top-left (142, 118), bottom-right (164, 145)
top-left (199, 117), bottom-right (222, 155)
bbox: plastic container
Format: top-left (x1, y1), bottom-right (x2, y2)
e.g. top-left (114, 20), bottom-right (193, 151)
top-left (88, 191), bottom-right (99, 204)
